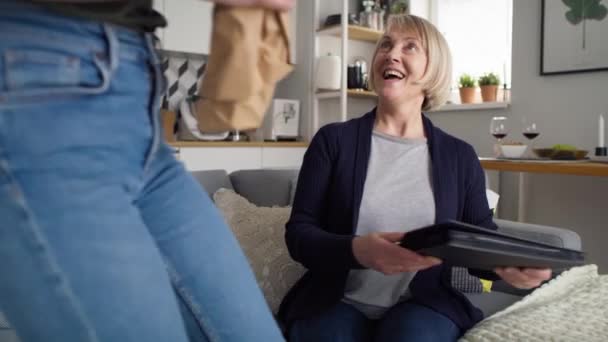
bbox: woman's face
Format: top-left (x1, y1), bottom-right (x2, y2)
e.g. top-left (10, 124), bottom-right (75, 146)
top-left (372, 27), bottom-right (428, 104)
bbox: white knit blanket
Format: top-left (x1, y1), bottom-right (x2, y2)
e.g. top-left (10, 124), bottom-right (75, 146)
top-left (460, 265), bottom-right (608, 341)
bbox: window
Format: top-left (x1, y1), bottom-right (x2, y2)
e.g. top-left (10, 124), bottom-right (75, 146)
top-left (432, 0), bottom-right (513, 93)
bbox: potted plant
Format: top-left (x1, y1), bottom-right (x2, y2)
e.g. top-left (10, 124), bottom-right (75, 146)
top-left (458, 74), bottom-right (476, 104)
top-left (478, 72), bottom-right (500, 102)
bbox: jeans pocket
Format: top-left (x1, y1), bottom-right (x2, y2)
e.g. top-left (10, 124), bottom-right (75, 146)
top-left (0, 48), bottom-right (111, 106)
top-left (5, 49), bottom-right (80, 90)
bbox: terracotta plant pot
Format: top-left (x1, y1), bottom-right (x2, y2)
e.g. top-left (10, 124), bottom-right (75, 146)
top-left (480, 85), bottom-right (498, 102)
top-left (459, 87), bottom-right (476, 104)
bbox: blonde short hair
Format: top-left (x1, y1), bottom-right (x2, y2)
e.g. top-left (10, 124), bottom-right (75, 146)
top-left (368, 14), bottom-right (452, 111)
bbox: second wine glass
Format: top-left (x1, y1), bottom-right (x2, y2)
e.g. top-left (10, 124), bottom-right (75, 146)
top-left (523, 121), bottom-right (539, 158)
top-left (523, 122), bottom-right (539, 140)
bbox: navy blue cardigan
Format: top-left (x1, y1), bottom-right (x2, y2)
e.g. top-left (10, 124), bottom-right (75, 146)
top-left (278, 109), bottom-right (498, 331)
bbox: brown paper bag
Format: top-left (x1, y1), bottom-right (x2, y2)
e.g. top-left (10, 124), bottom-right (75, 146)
top-left (196, 5), bottom-right (293, 133)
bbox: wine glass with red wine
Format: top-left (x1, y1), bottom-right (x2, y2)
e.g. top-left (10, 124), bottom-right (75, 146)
top-left (523, 122), bottom-right (539, 140)
top-left (523, 121), bottom-right (539, 158)
top-left (490, 116), bottom-right (509, 157)
top-left (490, 116), bottom-right (509, 142)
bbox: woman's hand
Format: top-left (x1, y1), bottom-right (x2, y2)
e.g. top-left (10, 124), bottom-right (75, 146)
top-left (352, 232), bottom-right (442, 275)
top-left (494, 267), bottom-right (552, 289)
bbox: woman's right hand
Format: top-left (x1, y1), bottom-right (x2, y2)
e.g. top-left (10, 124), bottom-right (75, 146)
top-left (352, 232), bottom-right (442, 275)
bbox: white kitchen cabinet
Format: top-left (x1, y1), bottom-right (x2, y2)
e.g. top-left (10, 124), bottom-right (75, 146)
top-left (176, 146), bottom-right (306, 173)
top-left (161, 0), bottom-right (212, 55)
top-left (179, 148), bottom-right (261, 173)
top-left (261, 147), bottom-right (306, 169)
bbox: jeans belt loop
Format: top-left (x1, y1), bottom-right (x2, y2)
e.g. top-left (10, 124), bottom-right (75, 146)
top-left (102, 24), bottom-right (120, 75)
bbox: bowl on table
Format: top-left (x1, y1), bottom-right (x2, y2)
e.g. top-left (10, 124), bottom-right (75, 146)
top-left (554, 149), bottom-right (588, 160)
top-left (532, 148), bottom-right (554, 158)
top-left (532, 148), bottom-right (589, 160)
top-left (500, 144), bottom-right (528, 159)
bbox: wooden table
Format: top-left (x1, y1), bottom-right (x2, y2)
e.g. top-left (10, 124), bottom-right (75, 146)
top-left (479, 158), bottom-right (608, 177)
top-left (479, 158), bottom-right (608, 221)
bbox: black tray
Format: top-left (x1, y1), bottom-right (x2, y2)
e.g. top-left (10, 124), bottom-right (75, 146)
top-left (400, 220), bottom-right (585, 271)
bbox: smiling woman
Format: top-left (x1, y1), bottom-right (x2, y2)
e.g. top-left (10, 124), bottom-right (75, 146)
top-left (368, 14), bottom-right (452, 112)
top-left (280, 13), bottom-right (551, 342)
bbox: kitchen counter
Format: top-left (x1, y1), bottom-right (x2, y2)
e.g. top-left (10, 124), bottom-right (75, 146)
top-left (169, 141), bottom-right (309, 148)
top-left (170, 141), bottom-right (308, 172)
top-left (479, 157), bottom-right (608, 177)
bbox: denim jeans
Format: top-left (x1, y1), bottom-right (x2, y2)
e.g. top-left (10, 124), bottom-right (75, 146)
top-left (289, 301), bottom-right (462, 342)
top-left (0, 2), bottom-right (283, 342)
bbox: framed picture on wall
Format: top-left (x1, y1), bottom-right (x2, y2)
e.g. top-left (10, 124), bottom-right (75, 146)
top-left (263, 99), bottom-right (300, 141)
top-left (541, 0), bottom-right (608, 75)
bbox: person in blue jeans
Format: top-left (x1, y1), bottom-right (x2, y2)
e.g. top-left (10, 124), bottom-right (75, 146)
top-left (0, 0), bottom-right (293, 341)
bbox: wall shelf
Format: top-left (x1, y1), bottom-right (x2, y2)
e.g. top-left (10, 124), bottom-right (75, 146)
top-left (169, 141), bottom-right (309, 148)
top-left (430, 102), bottom-right (510, 112)
top-left (315, 89), bottom-right (378, 99)
top-left (311, 1), bottom-right (381, 138)
top-left (315, 91), bottom-right (340, 99)
top-left (348, 89), bottom-right (378, 99)
top-left (316, 25), bottom-right (383, 43)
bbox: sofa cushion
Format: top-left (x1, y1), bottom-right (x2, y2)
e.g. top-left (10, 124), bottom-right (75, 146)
top-left (191, 170), bottom-right (234, 197)
top-left (288, 174), bottom-right (298, 205)
top-left (213, 189), bottom-right (305, 314)
top-left (229, 169), bottom-right (298, 207)
top-left (0, 311), bottom-right (10, 329)
top-left (461, 265), bottom-right (607, 341)
top-left (494, 219), bottom-right (581, 250)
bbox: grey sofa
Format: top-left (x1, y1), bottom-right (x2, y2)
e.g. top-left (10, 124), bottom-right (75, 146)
top-left (0, 168), bottom-right (582, 341)
top-left (192, 168), bottom-right (582, 318)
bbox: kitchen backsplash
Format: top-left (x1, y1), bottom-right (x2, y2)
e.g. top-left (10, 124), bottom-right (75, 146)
top-left (160, 53), bottom-right (207, 111)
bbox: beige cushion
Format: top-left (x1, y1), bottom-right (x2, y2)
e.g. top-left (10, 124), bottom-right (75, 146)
top-left (461, 265), bottom-right (607, 341)
top-left (213, 189), bottom-right (305, 314)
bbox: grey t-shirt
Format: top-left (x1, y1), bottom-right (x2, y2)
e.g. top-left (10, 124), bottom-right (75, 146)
top-left (343, 130), bottom-right (435, 319)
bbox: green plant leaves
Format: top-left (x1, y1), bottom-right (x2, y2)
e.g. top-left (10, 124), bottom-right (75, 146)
top-left (389, 0), bottom-right (410, 14)
top-left (562, 0), bottom-right (607, 49)
top-left (478, 73), bottom-right (500, 86)
top-left (563, 0), bottom-right (607, 25)
top-left (458, 74), bottom-right (476, 88)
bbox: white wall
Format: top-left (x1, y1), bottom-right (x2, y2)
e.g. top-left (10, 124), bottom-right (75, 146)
top-left (429, 0), bottom-right (608, 272)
